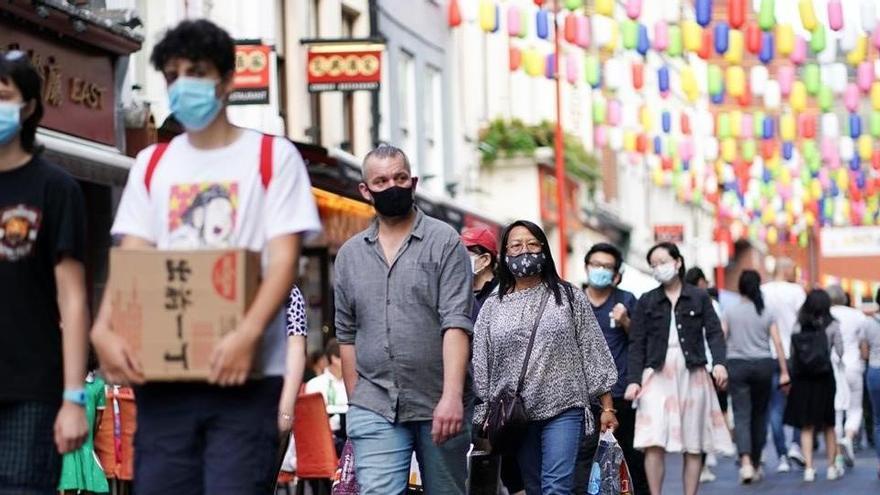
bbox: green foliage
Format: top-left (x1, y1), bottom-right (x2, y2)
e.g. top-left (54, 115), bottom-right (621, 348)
top-left (478, 119), bottom-right (600, 188)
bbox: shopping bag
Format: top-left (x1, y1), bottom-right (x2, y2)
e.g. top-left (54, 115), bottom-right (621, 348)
top-left (587, 430), bottom-right (634, 495)
top-left (331, 440), bottom-right (359, 495)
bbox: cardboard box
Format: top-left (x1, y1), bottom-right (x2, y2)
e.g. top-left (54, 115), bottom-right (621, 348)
top-left (107, 248), bottom-right (260, 381)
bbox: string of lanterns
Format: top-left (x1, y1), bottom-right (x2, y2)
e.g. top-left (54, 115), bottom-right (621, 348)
top-left (448, 0), bottom-right (880, 247)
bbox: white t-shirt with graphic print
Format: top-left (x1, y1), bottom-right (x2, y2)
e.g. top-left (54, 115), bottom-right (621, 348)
top-left (111, 129), bottom-right (322, 376)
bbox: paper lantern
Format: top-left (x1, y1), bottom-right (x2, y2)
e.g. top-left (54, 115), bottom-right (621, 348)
top-left (803, 64), bottom-right (820, 95)
top-left (681, 113), bottom-right (691, 134)
top-left (524, 48), bottom-right (544, 77)
top-left (730, 111), bottom-right (744, 138)
top-left (661, 111), bottom-right (672, 133)
top-left (596, 126), bottom-right (609, 148)
top-left (829, 63), bottom-right (848, 95)
top-left (871, 112), bottom-right (880, 138)
top-left (822, 112), bottom-right (840, 138)
top-left (818, 85), bottom-right (833, 112)
top-left (790, 36), bottom-right (807, 65)
top-left (640, 106), bottom-right (654, 130)
top-left (637, 23), bottom-right (650, 55)
top-left (536, 9), bottom-right (550, 39)
top-left (714, 22), bottom-right (730, 54)
top-left (749, 66), bottom-right (768, 96)
top-left (592, 96), bottom-right (607, 124)
top-left (711, 91), bottom-right (725, 104)
top-left (654, 21), bottom-right (669, 51)
top-left (722, 138), bottom-right (737, 162)
top-left (479, 0), bottom-right (497, 32)
top-left (857, 62), bottom-right (873, 93)
top-left (448, 0), bottom-right (462, 27)
top-left (653, 136), bottom-right (663, 155)
top-left (810, 25), bottom-right (826, 53)
top-left (872, 82), bottom-right (880, 110)
top-left (681, 67), bottom-right (698, 102)
top-left (763, 116), bottom-right (775, 139)
top-left (727, 66), bottom-right (746, 97)
top-left (798, 0), bottom-right (817, 31)
top-left (849, 114), bottom-right (862, 139)
top-left (519, 9), bottom-right (530, 38)
top-left (874, 24), bottom-right (880, 50)
top-left (717, 113), bottom-right (731, 138)
top-left (844, 83), bottom-right (860, 113)
top-left (821, 137), bottom-right (836, 161)
top-left (752, 111), bottom-right (764, 137)
top-left (565, 52), bottom-right (578, 84)
top-left (605, 58), bottom-right (624, 91)
top-left (544, 53), bottom-right (556, 79)
top-left (863, 0), bottom-right (878, 40)
top-left (704, 137), bottom-right (719, 160)
top-left (859, 135), bottom-right (873, 160)
top-left (817, 32), bottom-right (837, 64)
top-left (780, 114), bottom-right (796, 141)
top-left (570, 15), bottom-right (587, 46)
top-left (622, 20), bottom-right (638, 49)
top-left (607, 99), bottom-right (622, 126)
top-left (758, 0), bottom-right (775, 31)
top-left (708, 65), bottom-right (723, 95)
top-left (696, 0), bottom-right (712, 27)
top-left (828, 0), bottom-right (843, 31)
top-left (607, 127), bottom-right (622, 151)
top-left (846, 35), bottom-right (867, 67)
top-left (699, 27), bottom-right (713, 59)
top-left (683, 21), bottom-right (702, 52)
top-left (764, 80), bottom-right (781, 109)
top-left (777, 65), bottom-right (795, 96)
top-left (563, 13), bottom-right (576, 42)
top-left (631, 62), bottom-right (644, 89)
top-left (596, 0), bottom-right (613, 16)
top-left (746, 23), bottom-right (762, 54)
top-left (566, 0), bottom-right (584, 10)
top-left (585, 55), bottom-right (601, 88)
top-left (783, 141), bottom-right (794, 160)
top-left (775, 24), bottom-right (794, 56)
top-left (667, 25), bottom-right (683, 56)
top-left (605, 19), bottom-right (619, 51)
top-left (800, 113), bottom-right (817, 138)
top-left (759, 32), bottom-right (774, 64)
top-left (743, 139), bottom-right (756, 162)
top-left (726, 28), bottom-right (743, 63)
top-left (741, 113), bottom-right (753, 138)
top-left (663, 0), bottom-right (681, 23)
top-left (658, 65), bottom-right (670, 93)
top-left (636, 134), bottom-right (648, 154)
top-left (729, 0), bottom-right (746, 29)
top-left (626, 0), bottom-right (642, 20)
top-left (509, 46), bottom-right (522, 71)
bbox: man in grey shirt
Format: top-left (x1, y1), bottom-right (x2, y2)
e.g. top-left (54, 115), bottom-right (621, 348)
top-left (335, 145), bottom-right (474, 494)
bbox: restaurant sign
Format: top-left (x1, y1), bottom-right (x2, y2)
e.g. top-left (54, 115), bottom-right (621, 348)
top-left (230, 43), bottom-right (271, 105)
top-left (307, 42), bottom-right (383, 93)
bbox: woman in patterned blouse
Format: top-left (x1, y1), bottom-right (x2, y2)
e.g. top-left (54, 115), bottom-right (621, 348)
top-left (278, 286), bottom-right (308, 432)
top-left (473, 220), bottom-right (618, 495)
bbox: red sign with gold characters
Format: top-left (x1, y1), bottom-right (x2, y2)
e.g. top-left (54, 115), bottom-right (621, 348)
top-left (307, 42), bottom-right (383, 92)
top-left (230, 44), bottom-right (271, 105)
top-left (653, 224), bottom-right (685, 244)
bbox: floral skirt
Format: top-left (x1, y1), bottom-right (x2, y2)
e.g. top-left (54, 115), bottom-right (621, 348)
top-left (633, 345), bottom-right (735, 455)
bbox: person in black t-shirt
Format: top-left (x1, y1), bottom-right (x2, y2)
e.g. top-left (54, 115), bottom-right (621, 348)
top-left (0, 51), bottom-right (89, 494)
top-left (573, 242), bottom-right (649, 495)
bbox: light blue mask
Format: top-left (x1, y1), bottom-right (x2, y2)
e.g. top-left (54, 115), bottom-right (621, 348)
top-left (168, 77), bottom-right (222, 131)
top-left (588, 267), bottom-right (614, 289)
top-left (0, 102), bottom-right (22, 145)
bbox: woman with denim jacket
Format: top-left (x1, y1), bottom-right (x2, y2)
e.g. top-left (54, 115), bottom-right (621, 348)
top-left (624, 243), bottom-right (734, 495)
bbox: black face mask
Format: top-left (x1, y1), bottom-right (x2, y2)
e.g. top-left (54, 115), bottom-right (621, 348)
top-left (369, 185), bottom-right (415, 217)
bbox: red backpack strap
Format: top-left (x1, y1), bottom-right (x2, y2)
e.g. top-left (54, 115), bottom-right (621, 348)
top-left (144, 143), bottom-right (169, 195)
top-left (259, 134), bottom-right (274, 190)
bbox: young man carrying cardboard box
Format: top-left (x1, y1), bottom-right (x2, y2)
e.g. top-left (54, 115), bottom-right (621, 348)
top-left (90, 19), bottom-right (321, 494)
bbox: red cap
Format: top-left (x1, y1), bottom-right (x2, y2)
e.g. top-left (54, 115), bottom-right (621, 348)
top-left (460, 227), bottom-right (498, 258)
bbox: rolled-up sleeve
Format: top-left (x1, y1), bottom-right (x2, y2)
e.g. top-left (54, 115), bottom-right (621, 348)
top-left (333, 252), bottom-right (357, 345)
top-left (574, 291), bottom-right (617, 398)
top-left (437, 240), bottom-right (474, 335)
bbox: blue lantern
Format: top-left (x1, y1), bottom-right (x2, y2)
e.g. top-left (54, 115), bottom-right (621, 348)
top-left (658, 66), bottom-right (670, 92)
top-left (849, 114), bottom-right (862, 138)
top-left (782, 141), bottom-right (794, 159)
top-left (696, 0), bottom-right (713, 27)
top-left (762, 117), bottom-right (774, 139)
top-left (759, 32), bottom-right (774, 63)
top-left (662, 111), bottom-right (672, 133)
top-left (714, 22), bottom-right (730, 54)
top-left (637, 24), bottom-right (650, 56)
top-left (537, 10), bottom-right (549, 39)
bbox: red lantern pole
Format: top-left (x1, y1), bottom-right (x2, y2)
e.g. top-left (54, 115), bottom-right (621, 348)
top-left (553, 0), bottom-right (568, 277)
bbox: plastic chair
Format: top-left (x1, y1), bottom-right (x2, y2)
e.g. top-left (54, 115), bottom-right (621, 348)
top-left (293, 393), bottom-right (337, 495)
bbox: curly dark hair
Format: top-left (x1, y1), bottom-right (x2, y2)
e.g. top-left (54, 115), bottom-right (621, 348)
top-left (0, 51), bottom-right (43, 153)
top-left (150, 19), bottom-right (235, 77)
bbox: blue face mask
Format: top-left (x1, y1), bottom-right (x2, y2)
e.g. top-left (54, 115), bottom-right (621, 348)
top-left (168, 77), bottom-right (222, 131)
top-left (0, 102), bottom-right (22, 145)
top-left (588, 267), bottom-right (614, 289)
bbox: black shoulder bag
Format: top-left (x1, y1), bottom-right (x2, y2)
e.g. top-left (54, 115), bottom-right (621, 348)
top-left (483, 290), bottom-right (550, 455)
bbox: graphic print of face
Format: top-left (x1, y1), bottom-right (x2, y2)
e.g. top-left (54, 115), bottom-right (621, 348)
top-left (182, 185), bottom-right (234, 247)
top-left (3, 217), bottom-right (29, 245)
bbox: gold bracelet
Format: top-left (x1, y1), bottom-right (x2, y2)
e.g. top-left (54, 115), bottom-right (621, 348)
top-left (602, 408), bottom-right (617, 414)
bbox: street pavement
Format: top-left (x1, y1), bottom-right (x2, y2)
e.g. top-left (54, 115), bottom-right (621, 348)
top-left (663, 445), bottom-right (879, 494)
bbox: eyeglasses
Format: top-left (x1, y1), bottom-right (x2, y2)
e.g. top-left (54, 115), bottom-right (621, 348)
top-left (587, 261), bottom-right (616, 271)
top-left (506, 240), bottom-right (543, 256)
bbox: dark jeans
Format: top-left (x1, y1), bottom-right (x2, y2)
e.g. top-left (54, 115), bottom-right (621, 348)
top-left (769, 370), bottom-right (800, 457)
top-left (133, 378), bottom-right (283, 495)
top-left (866, 367), bottom-right (880, 459)
top-left (729, 358), bottom-right (775, 464)
top-left (573, 399), bottom-right (649, 495)
top-left (0, 401), bottom-right (61, 495)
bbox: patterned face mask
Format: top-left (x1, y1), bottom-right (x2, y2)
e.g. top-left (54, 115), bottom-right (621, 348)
top-left (505, 252), bottom-right (547, 279)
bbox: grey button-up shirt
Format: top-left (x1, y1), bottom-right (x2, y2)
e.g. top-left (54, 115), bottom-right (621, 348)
top-left (334, 209), bottom-right (474, 422)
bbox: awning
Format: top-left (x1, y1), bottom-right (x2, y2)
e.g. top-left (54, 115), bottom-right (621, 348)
top-left (38, 128), bottom-right (134, 186)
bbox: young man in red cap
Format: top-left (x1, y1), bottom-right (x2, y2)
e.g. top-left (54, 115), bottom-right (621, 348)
top-left (460, 226), bottom-right (499, 312)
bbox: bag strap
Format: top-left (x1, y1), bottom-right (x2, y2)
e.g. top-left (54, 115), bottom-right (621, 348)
top-left (515, 290), bottom-right (551, 395)
top-left (144, 143), bottom-right (169, 194)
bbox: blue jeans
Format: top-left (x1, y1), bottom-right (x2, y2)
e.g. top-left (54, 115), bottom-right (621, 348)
top-left (866, 367), bottom-right (880, 459)
top-left (517, 408), bottom-right (584, 495)
top-left (346, 405), bottom-right (472, 495)
top-left (769, 371), bottom-right (800, 457)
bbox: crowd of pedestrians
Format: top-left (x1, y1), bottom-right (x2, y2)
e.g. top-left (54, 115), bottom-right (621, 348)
top-left (3, 17), bottom-right (880, 495)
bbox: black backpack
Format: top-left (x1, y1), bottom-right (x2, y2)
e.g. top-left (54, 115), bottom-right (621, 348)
top-left (791, 326), bottom-right (833, 378)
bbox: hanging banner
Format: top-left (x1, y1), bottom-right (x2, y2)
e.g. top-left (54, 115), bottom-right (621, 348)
top-left (230, 43), bottom-right (272, 105)
top-left (820, 226), bottom-right (880, 257)
top-left (307, 42), bottom-right (384, 92)
top-left (654, 224), bottom-right (685, 243)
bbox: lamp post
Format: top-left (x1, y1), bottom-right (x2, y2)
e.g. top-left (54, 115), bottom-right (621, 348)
top-left (553, 0), bottom-right (568, 276)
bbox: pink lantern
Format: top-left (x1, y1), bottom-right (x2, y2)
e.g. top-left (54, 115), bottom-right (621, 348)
top-left (777, 65), bottom-right (795, 96)
top-left (828, 0), bottom-right (843, 32)
top-left (873, 25), bottom-right (880, 50)
top-left (566, 52), bottom-right (578, 84)
top-left (507, 6), bottom-right (521, 37)
top-left (575, 15), bottom-right (591, 48)
top-left (790, 37), bottom-right (807, 65)
top-left (844, 83), bottom-right (860, 112)
top-left (819, 168), bottom-right (832, 188)
top-left (608, 99), bottom-right (622, 125)
top-left (741, 113), bottom-right (753, 138)
top-left (821, 137), bottom-right (836, 161)
top-left (626, 0), bottom-right (642, 20)
top-left (594, 126), bottom-right (608, 147)
top-left (858, 62), bottom-right (874, 93)
top-left (680, 138), bottom-right (694, 161)
top-left (654, 21), bottom-right (669, 51)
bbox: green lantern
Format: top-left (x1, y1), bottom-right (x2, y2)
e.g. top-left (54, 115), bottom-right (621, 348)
top-left (759, 0), bottom-right (776, 31)
top-left (810, 25), bottom-right (826, 53)
top-left (623, 20), bottom-right (638, 50)
top-left (819, 85), bottom-right (833, 112)
top-left (804, 64), bottom-right (820, 95)
top-left (667, 25), bottom-right (683, 56)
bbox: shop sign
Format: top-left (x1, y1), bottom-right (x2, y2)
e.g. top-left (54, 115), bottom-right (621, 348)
top-left (653, 224), bottom-right (685, 244)
top-left (230, 43), bottom-right (271, 105)
top-left (0, 23), bottom-right (116, 146)
top-left (307, 43), bottom-right (383, 92)
top-left (820, 226), bottom-right (880, 258)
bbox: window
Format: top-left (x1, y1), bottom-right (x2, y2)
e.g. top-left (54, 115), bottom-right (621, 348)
top-left (424, 66), bottom-right (444, 193)
top-left (398, 50), bottom-right (417, 162)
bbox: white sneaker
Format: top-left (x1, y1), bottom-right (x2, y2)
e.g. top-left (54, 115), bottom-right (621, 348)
top-left (776, 456), bottom-right (791, 473)
top-left (753, 466), bottom-right (764, 482)
top-left (803, 468), bottom-right (816, 482)
top-left (699, 465), bottom-right (717, 483)
top-left (839, 437), bottom-right (855, 467)
top-left (788, 444), bottom-right (806, 467)
top-left (705, 452), bottom-right (718, 467)
top-left (739, 464), bottom-right (755, 484)
top-left (827, 465), bottom-right (842, 481)
top-left (835, 454), bottom-right (847, 475)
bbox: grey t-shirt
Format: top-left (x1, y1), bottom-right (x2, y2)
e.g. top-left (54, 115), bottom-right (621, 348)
top-left (724, 296), bottom-right (775, 360)
top-left (861, 316), bottom-right (880, 368)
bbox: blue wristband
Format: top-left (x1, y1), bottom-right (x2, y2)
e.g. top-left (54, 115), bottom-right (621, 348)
top-left (63, 389), bottom-right (86, 406)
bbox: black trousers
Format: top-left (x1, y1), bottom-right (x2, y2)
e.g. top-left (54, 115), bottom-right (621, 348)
top-left (573, 399), bottom-right (649, 495)
top-left (728, 358), bottom-right (776, 464)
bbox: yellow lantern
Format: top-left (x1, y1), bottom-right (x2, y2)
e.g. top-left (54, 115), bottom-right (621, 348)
top-left (780, 114), bottom-right (796, 141)
top-left (790, 81), bottom-right (807, 112)
top-left (523, 48), bottom-right (544, 77)
top-left (846, 35), bottom-right (868, 66)
top-left (722, 137), bottom-right (737, 162)
top-left (872, 81), bottom-right (880, 110)
top-left (727, 66), bottom-right (746, 97)
top-left (683, 21), bottom-right (702, 52)
top-left (640, 106), bottom-right (653, 131)
top-left (604, 20), bottom-right (619, 52)
top-left (859, 134), bottom-right (873, 160)
top-left (725, 29), bottom-right (744, 63)
top-left (730, 111), bottom-right (743, 137)
top-left (799, 0), bottom-right (817, 31)
top-left (776, 24), bottom-right (794, 55)
top-left (624, 131), bottom-right (636, 152)
top-left (479, 0), bottom-right (496, 33)
top-left (767, 226), bottom-right (779, 244)
top-left (596, 0), bottom-right (614, 16)
top-left (681, 67), bottom-right (698, 102)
